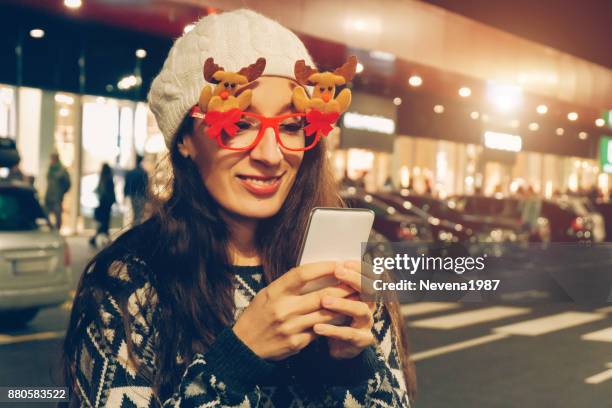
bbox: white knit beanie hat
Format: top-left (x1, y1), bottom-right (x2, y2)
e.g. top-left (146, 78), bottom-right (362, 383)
top-left (148, 9), bottom-right (315, 148)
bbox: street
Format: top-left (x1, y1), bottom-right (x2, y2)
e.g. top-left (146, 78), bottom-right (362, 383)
top-left (1, 237), bottom-right (611, 407)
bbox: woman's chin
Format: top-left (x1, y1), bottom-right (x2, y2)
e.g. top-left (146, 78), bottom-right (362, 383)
top-left (225, 194), bottom-right (285, 219)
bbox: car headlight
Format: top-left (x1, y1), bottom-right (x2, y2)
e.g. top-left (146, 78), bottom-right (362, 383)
top-left (477, 228), bottom-right (517, 243)
top-left (437, 230), bottom-right (456, 242)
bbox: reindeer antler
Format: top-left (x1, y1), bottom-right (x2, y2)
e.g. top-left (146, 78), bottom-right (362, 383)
top-left (203, 58), bottom-right (224, 83)
top-left (294, 60), bottom-right (319, 85)
top-left (334, 56), bottom-right (358, 82)
top-left (238, 58), bottom-right (266, 82)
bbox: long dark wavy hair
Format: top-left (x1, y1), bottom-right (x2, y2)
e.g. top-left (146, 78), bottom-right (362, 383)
top-left (61, 114), bottom-right (416, 404)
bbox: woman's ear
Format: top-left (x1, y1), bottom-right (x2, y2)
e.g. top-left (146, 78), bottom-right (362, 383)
top-left (177, 135), bottom-right (193, 158)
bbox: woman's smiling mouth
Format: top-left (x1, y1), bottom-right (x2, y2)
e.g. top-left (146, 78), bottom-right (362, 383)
top-left (236, 172), bottom-right (285, 196)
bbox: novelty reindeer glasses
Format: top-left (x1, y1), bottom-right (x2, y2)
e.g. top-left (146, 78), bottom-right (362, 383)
top-left (190, 56), bottom-right (358, 151)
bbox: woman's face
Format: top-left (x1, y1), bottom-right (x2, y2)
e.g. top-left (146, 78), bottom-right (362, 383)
top-left (182, 76), bottom-right (305, 219)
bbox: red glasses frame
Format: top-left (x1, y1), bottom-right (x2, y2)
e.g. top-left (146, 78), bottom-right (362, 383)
top-left (190, 106), bottom-right (339, 152)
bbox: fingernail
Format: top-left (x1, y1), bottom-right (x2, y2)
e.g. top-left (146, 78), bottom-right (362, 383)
top-left (322, 296), bottom-right (335, 306)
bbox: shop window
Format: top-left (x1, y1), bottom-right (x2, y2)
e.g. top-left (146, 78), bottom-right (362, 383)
top-left (0, 85), bottom-right (16, 137)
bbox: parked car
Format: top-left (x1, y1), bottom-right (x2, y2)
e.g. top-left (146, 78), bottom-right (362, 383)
top-left (593, 202), bottom-right (612, 242)
top-left (442, 195), bottom-right (527, 242)
top-left (555, 195), bottom-right (605, 242)
top-left (0, 182), bottom-right (72, 327)
top-left (374, 192), bottom-right (471, 243)
top-left (448, 194), bottom-right (594, 242)
top-left (340, 191), bottom-right (433, 243)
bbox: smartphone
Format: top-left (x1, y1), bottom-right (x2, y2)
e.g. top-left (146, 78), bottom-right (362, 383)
top-left (297, 207), bottom-right (375, 294)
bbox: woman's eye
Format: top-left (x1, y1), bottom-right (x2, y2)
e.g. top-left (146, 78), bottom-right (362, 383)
top-left (281, 122), bottom-right (303, 133)
top-left (231, 83), bottom-right (236, 88)
top-left (224, 82), bottom-right (229, 87)
top-left (236, 121), bottom-right (253, 130)
top-left (328, 86), bottom-right (332, 91)
top-left (319, 87), bottom-right (325, 92)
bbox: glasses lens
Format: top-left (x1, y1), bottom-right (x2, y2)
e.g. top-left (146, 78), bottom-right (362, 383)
top-left (278, 117), bottom-right (317, 150)
top-left (218, 115), bottom-right (260, 149)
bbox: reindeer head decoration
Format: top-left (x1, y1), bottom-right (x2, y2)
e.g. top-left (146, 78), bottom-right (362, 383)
top-left (294, 56), bottom-right (357, 103)
top-left (197, 57), bottom-right (267, 113)
top-left (203, 57), bottom-right (266, 100)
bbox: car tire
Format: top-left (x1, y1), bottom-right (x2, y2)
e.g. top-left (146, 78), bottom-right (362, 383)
top-left (0, 308), bottom-right (40, 329)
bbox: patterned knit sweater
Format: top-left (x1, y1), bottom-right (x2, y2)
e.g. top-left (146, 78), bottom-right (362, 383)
top-left (70, 253), bottom-right (411, 407)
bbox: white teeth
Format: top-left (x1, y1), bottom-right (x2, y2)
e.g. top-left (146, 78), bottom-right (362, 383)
top-left (242, 177), bottom-right (277, 185)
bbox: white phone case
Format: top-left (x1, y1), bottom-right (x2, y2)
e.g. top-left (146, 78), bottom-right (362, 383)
top-left (298, 207), bottom-right (375, 294)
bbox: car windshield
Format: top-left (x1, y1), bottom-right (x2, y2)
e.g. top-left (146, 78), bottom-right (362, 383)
top-left (0, 188), bottom-right (48, 231)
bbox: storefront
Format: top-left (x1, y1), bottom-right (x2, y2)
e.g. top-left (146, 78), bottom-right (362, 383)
top-left (332, 92), bottom-right (397, 191)
top-left (392, 132), bottom-right (602, 198)
top-left (7, 86), bottom-right (163, 234)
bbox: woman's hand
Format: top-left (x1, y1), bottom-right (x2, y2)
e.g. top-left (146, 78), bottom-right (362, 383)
top-left (313, 260), bottom-right (376, 359)
top-left (232, 261), bottom-right (354, 361)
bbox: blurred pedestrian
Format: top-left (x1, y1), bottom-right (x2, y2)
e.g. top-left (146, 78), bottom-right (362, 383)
top-left (89, 163), bottom-right (116, 248)
top-left (123, 154), bottom-right (148, 224)
top-left (44, 152), bottom-right (71, 229)
top-left (382, 176), bottom-right (394, 191)
top-left (520, 185), bottom-right (541, 235)
top-left (424, 177), bottom-right (433, 195)
top-left (7, 157), bottom-right (26, 183)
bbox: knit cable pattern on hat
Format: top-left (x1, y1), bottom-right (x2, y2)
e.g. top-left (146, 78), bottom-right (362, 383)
top-left (148, 9), bottom-right (315, 148)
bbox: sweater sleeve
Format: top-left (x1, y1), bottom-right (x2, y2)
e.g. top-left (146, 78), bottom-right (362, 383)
top-left (321, 301), bottom-right (412, 407)
top-left (71, 256), bottom-right (275, 407)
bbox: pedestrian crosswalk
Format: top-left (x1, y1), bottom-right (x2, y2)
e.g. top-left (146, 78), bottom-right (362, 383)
top-left (581, 327), bottom-right (612, 343)
top-left (410, 306), bottom-right (530, 329)
top-left (402, 302), bottom-right (612, 367)
top-left (493, 312), bottom-right (604, 336)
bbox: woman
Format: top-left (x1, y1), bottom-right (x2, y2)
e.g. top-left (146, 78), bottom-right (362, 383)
top-left (89, 163), bottom-right (116, 248)
top-left (62, 9), bottom-right (415, 407)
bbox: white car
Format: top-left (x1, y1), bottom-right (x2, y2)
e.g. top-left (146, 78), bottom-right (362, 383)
top-left (0, 182), bottom-right (71, 327)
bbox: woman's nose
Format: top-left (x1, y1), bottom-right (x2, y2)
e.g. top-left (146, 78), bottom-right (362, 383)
top-left (249, 127), bottom-right (283, 165)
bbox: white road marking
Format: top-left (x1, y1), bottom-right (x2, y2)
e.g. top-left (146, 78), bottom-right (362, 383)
top-left (400, 302), bottom-right (460, 317)
top-left (581, 327), bottom-right (612, 343)
top-left (595, 305), bottom-right (612, 314)
top-left (410, 306), bottom-right (530, 329)
top-left (0, 331), bottom-right (66, 346)
top-left (61, 289), bottom-right (76, 310)
top-left (585, 363), bottom-right (612, 384)
top-left (494, 312), bottom-right (604, 336)
top-left (411, 333), bottom-right (509, 362)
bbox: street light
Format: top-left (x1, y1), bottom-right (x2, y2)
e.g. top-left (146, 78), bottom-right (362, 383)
top-left (408, 75), bottom-right (422, 87)
top-left (135, 49), bottom-right (147, 59)
top-left (29, 29), bottom-right (45, 39)
top-left (458, 87), bottom-right (471, 97)
top-left (536, 104), bottom-right (548, 114)
top-left (64, 0), bottom-right (82, 10)
top-left (486, 82), bottom-right (522, 112)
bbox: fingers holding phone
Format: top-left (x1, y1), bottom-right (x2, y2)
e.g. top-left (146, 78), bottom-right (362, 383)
top-left (314, 261), bottom-right (378, 359)
top-left (232, 261), bottom-right (348, 361)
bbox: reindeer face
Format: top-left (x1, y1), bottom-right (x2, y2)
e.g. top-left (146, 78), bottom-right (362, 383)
top-left (212, 72), bottom-right (249, 98)
top-left (294, 57), bottom-right (356, 104)
top-left (309, 72), bottom-right (345, 102)
top-left (203, 57), bottom-right (266, 100)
